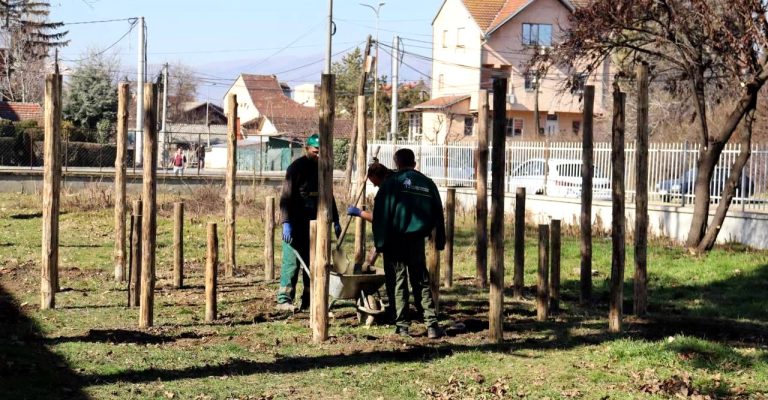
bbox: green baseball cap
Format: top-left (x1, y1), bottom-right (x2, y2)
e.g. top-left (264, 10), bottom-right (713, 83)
top-left (306, 133), bottom-right (320, 148)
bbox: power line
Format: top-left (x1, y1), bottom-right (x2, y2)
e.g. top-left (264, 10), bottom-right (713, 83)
top-left (62, 17), bottom-right (137, 25)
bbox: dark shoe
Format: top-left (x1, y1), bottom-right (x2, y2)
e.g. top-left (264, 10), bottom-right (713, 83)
top-left (395, 326), bottom-right (411, 337)
top-left (274, 303), bottom-right (296, 312)
top-left (427, 325), bottom-right (445, 339)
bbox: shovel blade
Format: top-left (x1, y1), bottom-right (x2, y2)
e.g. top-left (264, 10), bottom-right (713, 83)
top-left (331, 247), bottom-right (350, 274)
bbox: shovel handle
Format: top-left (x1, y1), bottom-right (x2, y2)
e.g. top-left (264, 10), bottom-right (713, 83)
top-left (336, 146), bottom-right (381, 251)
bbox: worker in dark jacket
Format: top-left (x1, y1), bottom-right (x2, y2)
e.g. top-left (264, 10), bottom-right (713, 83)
top-left (371, 148), bottom-right (446, 338)
top-left (276, 134), bottom-right (341, 312)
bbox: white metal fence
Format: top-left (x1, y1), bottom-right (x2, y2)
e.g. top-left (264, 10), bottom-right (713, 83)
top-left (368, 140), bottom-right (768, 212)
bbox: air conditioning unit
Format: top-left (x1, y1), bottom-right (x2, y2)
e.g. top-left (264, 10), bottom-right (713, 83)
top-left (506, 94), bottom-right (516, 104)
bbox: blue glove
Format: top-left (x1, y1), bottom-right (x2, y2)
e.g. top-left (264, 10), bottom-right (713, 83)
top-left (282, 222), bottom-right (292, 243)
top-left (347, 206), bottom-right (361, 217)
top-left (334, 222), bottom-right (342, 238)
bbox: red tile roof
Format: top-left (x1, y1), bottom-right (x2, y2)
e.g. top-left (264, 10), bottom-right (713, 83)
top-left (461, 0), bottom-right (575, 33)
top-left (0, 101), bottom-right (43, 125)
top-left (412, 95), bottom-right (471, 109)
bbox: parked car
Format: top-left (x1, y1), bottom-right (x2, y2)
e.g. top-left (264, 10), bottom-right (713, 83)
top-left (655, 167), bottom-right (754, 202)
top-left (418, 156), bottom-right (474, 187)
top-left (508, 158), bottom-right (611, 199)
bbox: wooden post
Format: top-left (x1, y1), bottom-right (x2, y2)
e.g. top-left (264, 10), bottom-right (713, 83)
top-left (173, 202), bottom-right (184, 288)
top-left (443, 188), bottom-right (456, 288)
top-left (427, 228), bottom-right (440, 313)
top-left (475, 89), bottom-right (489, 289)
top-left (344, 36), bottom-right (373, 188)
top-left (264, 196), bottom-right (275, 281)
top-left (634, 63), bottom-right (650, 316)
top-left (139, 83), bottom-right (158, 329)
top-left (311, 74), bottom-right (335, 343)
top-left (549, 219), bottom-right (561, 312)
top-left (609, 87), bottom-right (626, 333)
top-left (114, 82), bottom-right (129, 282)
top-left (354, 95), bottom-right (368, 267)
top-left (205, 222), bottom-right (218, 323)
top-left (488, 78), bottom-right (507, 343)
top-left (537, 224), bottom-right (550, 321)
top-left (309, 220), bottom-right (317, 324)
top-left (41, 73), bottom-right (61, 310)
top-left (129, 200), bottom-right (142, 307)
top-left (580, 85), bottom-right (595, 305)
top-left (513, 187), bottom-right (526, 298)
top-left (224, 93), bottom-right (237, 277)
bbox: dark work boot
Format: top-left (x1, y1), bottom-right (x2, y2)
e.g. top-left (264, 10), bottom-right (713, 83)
top-left (427, 324), bottom-right (445, 339)
top-left (395, 326), bottom-right (411, 337)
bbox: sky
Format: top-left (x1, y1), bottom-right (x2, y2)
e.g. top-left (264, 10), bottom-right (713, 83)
top-left (50, 0), bottom-right (443, 103)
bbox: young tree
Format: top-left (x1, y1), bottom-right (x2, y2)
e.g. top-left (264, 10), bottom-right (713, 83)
top-left (164, 62), bottom-right (199, 123)
top-left (63, 51), bottom-right (119, 142)
top-left (0, 0), bottom-right (68, 102)
top-left (551, 0), bottom-right (768, 252)
top-left (331, 47), bottom-right (373, 117)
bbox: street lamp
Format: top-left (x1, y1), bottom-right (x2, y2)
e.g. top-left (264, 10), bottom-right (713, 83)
top-left (360, 2), bottom-right (385, 140)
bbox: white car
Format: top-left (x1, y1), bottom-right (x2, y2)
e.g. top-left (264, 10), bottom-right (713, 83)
top-left (418, 156), bottom-right (474, 187)
top-left (508, 158), bottom-right (611, 199)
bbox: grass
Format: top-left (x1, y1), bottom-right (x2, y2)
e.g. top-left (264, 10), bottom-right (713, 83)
top-left (1, 190), bottom-right (767, 400)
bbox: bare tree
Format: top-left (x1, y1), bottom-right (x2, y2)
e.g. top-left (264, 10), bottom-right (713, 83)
top-left (550, 0), bottom-right (768, 252)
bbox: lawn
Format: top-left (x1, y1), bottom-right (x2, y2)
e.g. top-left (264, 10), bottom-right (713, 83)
top-left (0, 190), bottom-right (766, 400)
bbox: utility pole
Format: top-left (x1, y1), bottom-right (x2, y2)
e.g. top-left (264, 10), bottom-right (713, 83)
top-left (389, 35), bottom-right (399, 142)
top-left (324, 0), bottom-right (334, 74)
top-left (161, 63), bottom-right (169, 167)
top-left (135, 16), bottom-right (145, 166)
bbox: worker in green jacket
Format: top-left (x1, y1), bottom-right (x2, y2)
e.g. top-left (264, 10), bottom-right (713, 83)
top-left (276, 134), bottom-right (341, 312)
top-left (370, 148), bottom-right (446, 338)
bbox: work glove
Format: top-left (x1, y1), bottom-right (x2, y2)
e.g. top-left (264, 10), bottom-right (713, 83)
top-left (334, 222), bottom-right (342, 239)
top-left (347, 206), bottom-right (361, 217)
top-left (282, 222), bottom-right (293, 244)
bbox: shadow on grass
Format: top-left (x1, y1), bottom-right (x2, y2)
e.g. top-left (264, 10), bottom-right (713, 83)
top-left (0, 284), bottom-right (87, 400)
top-left (44, 328), bottom-right (206, 345)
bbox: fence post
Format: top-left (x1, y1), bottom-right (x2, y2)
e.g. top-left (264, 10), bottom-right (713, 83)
top-left (139, 83), bottom-right (158, 329)
top-left (129, 199), bottom-right (142, 307)
top-left (224, 93), bottom-right (237, 277)
top-left (264, 196), bottom-right (275, 281)
top-left (312, 74), bottom-right (335, 343)
top-left (354, 95), bottom-right (368, 266)
top-left (205, 222), bottom-right (218, 323)
top-left (634, 63), bottom-right (650, 316)
top-left (475, 89), bottom-right (489, 289)
top-left (173, 202), bottom-right (184, 288)
top-left (513, 187), bottom-right (526, 298)
top-left (427, 227), bottom-right (441, 313)
top-left (114, 82), bottom-right (129, 282)
top-left (537, 224), bottom-right (550, 321)
top-left (443, 187), bottom-right (456, 288)
top-left (488, 78), bottom-right (507, 343)
top-left (41, 73), bottom-right (62, 310)
top-left (549, 219), bottom-right (561, 312)
top-left (580, 85), bottom-right (595, 305)
top-left (609, 87), bottom-right (627, 333)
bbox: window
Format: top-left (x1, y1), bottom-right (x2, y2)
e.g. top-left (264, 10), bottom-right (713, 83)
top-left (572, 120), bottom-right (581, 135)
top-left (409, 113), bottom-right (422, 136)
top-left (442, 29), bottom-right (448, 48)
top-left (572, 73), bottom-right (587, 94)
top-left (524, 72), bottom-right (537, 91)
top-left (505, 118), bottom-right (523, 136)
top-left (456, 27), bottom-right (465, 48)
top-left (438, 74), bottom-right (445, 90)
top-left (522, 23), bottom-right (552, 47)
top-left (463, 116), bottom-right (474, 136)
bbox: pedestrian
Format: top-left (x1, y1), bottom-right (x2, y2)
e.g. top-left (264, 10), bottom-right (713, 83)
top-left (196, 144), bottom-right (206, 169)
top-left (370, 148), bottom-right (446, 338)
top-left (170, 147), bottom-right (186, 176)
top-left (276, 133), bottom-right (341, 312)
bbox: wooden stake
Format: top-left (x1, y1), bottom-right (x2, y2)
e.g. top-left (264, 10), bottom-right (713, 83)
top-left (139, 83), bottom-right (158, 329)
top-left (114, 82), bottom-right (129, 282)
top-left (549, 219), bottom-right (561, 312)
top-left (41, 73), bottom-right (61, 310)
top-left (173, 202), bottom-right (184, 288)
top-left (475, 89), bottom-right (489, 289)
top-left (609, 87), bottom-right (627, 333)
top-left (264, 196), bottom-right (275, 281)
top-left (224, 93), bottom-right (237, 277)
top-left (634, 63), bottom-right (650, 316)
top-left (513, 187), bottom-right (526, 298)
top-left (344, 36), bottom-right (373, 188)
top-left (309, 220), bottom-right (317, 325)
top-left (537, 224), bottom-right (550, 321)
top-left (353, 95), bottom-right (367, 266)
top-left (443, 187), bottom-right (456, 288)
top-left (311, 74), bottom-right (335, 343)
top-left (488, 78), bottom-right (507, 343)
top-left (427, 228), bottom-right (440, 314)
top-left (580, 85), bottom-right (595, 305)
top-left (205, 222), bottom-right (218, 323)
top-left (129, 200), bottom-right (142, 307)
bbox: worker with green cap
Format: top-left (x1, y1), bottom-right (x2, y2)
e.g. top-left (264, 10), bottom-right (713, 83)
top-left (370, 148), bottom-right (446, 338)
top-left (276, 133), bottom-right (341, 312)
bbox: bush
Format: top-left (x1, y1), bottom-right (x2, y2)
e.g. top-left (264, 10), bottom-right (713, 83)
top-left (333, 138), bottom-right (349, 169)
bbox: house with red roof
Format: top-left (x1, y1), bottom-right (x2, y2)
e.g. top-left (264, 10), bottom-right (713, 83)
top-left (0, 101), bottom-right (43, 126)
top-left (410, 0), bottom-right (609, 144)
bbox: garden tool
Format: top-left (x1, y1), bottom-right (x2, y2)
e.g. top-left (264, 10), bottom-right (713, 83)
top-left (332, 181), bottom-right (367, 274)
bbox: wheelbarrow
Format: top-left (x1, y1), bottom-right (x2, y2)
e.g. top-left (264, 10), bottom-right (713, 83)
top-left (291, 247), bottom-right (387, 326)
